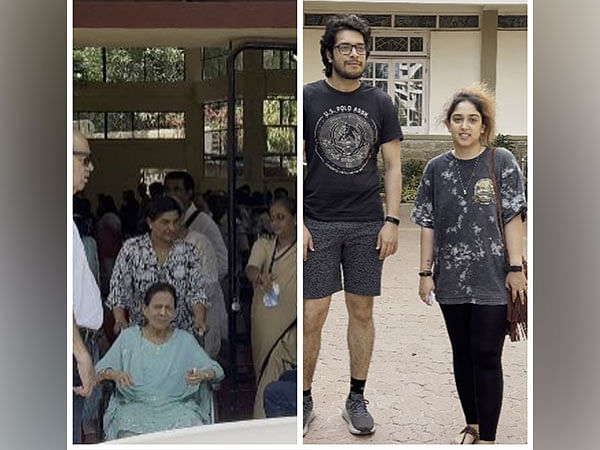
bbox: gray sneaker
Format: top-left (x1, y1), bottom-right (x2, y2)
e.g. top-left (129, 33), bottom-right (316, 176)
top-left (303, 395), bottom-right (315, 437)
top-left (342, 392), bottom-right (376, 435)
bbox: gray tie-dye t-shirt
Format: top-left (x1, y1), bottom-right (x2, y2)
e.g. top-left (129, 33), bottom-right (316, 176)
top-left (411, 147), bottom-right (526, 305)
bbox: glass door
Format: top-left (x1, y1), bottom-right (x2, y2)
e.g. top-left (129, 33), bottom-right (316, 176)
top-left (364, 58), bottom-right (428, 134)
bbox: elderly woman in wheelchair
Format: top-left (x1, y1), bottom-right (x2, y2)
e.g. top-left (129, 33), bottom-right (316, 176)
top-left (96, 282), bottom-right (224, 440)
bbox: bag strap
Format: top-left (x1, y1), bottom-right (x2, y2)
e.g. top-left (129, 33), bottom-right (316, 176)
top-left (184, 209), bottom-right (202, 229)
top-left (268, 238), bottom-right (297, 274)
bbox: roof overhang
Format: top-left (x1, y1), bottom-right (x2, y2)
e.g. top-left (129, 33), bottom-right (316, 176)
top-left (74, 1), bottom-right (296, 47)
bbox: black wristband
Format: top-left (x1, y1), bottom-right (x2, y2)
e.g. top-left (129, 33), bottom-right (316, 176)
top-left (385, 216), bottom-right (400, 226)
top-left (418, 270), bottom-right (433, 277)
top-left (506, 265), bottom-right (523, 272)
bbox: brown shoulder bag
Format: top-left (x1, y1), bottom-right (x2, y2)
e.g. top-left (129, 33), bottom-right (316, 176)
top-left (490, 148), bottom-right (528, 342)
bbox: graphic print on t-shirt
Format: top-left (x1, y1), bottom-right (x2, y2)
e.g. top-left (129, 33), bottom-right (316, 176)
top-left (314, 106), bottom-right (378, 174)
top-left (472, 178), bottom-right (495, 205)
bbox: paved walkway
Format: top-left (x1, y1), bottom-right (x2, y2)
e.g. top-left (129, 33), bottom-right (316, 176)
top-left (304, 205), bottom-right (528, 445)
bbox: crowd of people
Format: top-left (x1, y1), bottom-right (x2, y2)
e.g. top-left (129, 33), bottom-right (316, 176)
top-left (73, 129), bottom-right (297, 442)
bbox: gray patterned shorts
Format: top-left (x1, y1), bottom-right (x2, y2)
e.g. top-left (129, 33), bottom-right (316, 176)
top-left (303, 218), bottom-right (383, 299)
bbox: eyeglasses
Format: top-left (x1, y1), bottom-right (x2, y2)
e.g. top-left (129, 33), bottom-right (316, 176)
top-left (74, 151), bottom-right (93, 167)
top-left (334, 43), bottom-right (367, 55)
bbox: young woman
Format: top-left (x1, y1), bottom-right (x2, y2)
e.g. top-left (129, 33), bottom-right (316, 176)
top-left (411, 84), bottom-right (527, 444)
top-left (246, 197), bottom-right (297, 418)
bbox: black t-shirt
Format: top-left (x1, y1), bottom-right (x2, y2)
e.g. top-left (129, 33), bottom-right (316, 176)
top-left (303, 80), bottom-right (403, 222)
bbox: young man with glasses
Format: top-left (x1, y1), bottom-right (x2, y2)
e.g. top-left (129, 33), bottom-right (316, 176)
top-left (303, 14), bottom-right (403, 437)
top-left (72, 129), bottom-right (103, 443)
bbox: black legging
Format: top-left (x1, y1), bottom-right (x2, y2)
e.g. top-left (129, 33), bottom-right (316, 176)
top-left (440, 303), bottom-right (507, 442)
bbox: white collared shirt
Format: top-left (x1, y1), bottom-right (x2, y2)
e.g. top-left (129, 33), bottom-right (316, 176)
top-left (184, 203), bottom-right (228, 278)
top-left (73, 221), bottom-right (103, 330)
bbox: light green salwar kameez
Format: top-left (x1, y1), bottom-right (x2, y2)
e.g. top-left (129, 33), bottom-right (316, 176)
top-left (96, 326), bottom-right (224, 440)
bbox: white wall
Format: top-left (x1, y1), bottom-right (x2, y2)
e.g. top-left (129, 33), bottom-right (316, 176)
top-left (429, 31), bottom-right (481, 134)
top-left (303, 21), bottom-right (527, 137)
top-left (496, 30), bottom-right (527, 135)
top-left (303, 28), bottom-right (324, 84)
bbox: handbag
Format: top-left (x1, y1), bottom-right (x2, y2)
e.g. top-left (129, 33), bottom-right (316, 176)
top-left (489, 148), bottom-right (528, 342)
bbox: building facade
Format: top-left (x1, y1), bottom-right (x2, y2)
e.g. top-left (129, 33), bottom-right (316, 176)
top-left (74, 0), bottom-right (297, 204)
top-left (303, 1), bottom-right (528, 167)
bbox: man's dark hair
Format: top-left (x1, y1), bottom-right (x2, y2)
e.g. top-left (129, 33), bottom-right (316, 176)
top-left (149, 181), bottom-right (164, 198)
top-left (164, 171), bottom-right (195, 195)
top-left (274, 187), bottom-right (289, 200)
top-left (320, 14), bottom-right (371, 78)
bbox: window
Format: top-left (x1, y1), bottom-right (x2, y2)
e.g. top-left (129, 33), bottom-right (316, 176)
top-left (73, 47), bottom-right (185, 83)
top-left (373, 36), bottom-right (424, 53)
top-left (394, 15), bottom-right (437, 28)
top-left (134, 113), bottom-right (159, 139)
top-left (263, 50), bottom-right (297, 70)
top-left (304, 14), bottom-right (392, 27)
top-left (375, 37), bottom-right (408, 52)
top-left (106, 48), bottom-right (145, 83)
top-left (305, 13), bottom-right (480, 30)
top-left (263, 96), bottom-right (297, 177)
top-left (439, 15), bottom-right (479, 28)
top-left (498, 15), bottom-right (527, 29)
top-left (140, 168), bottom-right (185, 188)
top-left (73, 112), bottom-right (185, 139)
top-left (73, 47), bottom-right (103, 83)
top-left (203, 48), bottom-right (243, 80)
top-left (304, 14), bottom-right (333, 26)
top-left (359, 15), bottom-right (392, 27)
top-left (144, 48), bottom-right (186, 82)
top-left (73, 112), bottom-right (105, 139)
top-left (158, 113), bottom-right (185, 139)
top-left (366, 31), bottom-right (429, 134)
top-left (394, 62), bottom-right (427, 131)
top-left (371, 32), bottom-right (428, 56)
top-left (203, 100), bottom-right (244, 177)
top-left (107, 112), bottom-right (133, 139)
top-left (203, 48), bottom-right (228, 79)
top-left (363, 59), bottom-right (428, 134)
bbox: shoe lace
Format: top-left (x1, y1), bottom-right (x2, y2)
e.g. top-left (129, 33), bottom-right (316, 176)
top-left (348, 396), bottom-right (371, 417)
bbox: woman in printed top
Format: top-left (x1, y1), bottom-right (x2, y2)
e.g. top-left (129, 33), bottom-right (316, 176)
top-left (411, 84), bottom-right (527, 444)
top-left (107, 195), bottom-right (211, 337)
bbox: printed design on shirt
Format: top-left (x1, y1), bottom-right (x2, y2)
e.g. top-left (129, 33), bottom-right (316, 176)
top-left (411, 151), bottom-right (527, 303)
top-left (314, 106), bottom-right (378, 174)
top-left (472, 178), bottom-right (495, 205)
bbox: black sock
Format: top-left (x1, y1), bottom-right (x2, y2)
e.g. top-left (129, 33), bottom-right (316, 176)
top-left (350, 378), bottom-right (366, 396)
top-left (303, 389), bottom-right (312, 398)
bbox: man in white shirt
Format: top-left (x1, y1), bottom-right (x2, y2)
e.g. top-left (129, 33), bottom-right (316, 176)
top-left (72, 129), bottom-right (103, 443)
top-left (164, 171), bottom-right (228, 279)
